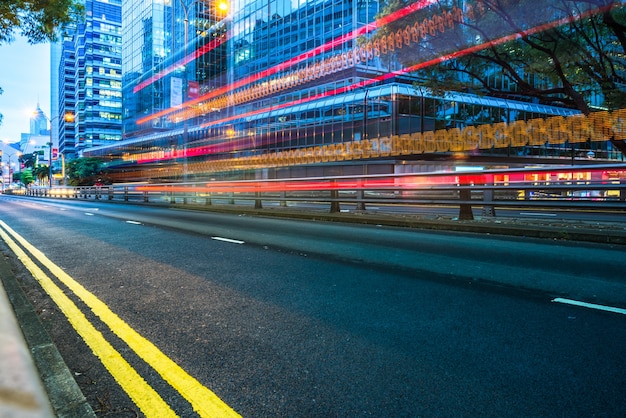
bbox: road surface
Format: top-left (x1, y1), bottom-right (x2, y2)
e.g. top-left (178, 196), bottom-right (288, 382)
top-left (0, 196), bottom-right (624, 417)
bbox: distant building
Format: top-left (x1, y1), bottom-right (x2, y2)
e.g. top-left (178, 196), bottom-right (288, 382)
top-left (29, 104), bottom-right (49, 136)
top-left (21, 104), bottom-right (51, 162)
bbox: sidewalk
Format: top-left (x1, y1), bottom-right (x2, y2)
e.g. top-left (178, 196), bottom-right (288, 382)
top-left (0, 255), bottom-right (95, 418)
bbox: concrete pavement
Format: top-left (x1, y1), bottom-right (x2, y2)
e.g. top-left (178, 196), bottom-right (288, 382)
top-left (0, 273), bottom-right (53, 418)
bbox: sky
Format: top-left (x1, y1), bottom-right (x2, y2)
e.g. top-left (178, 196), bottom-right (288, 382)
top-left (0, 36), bottom-right (51, 145)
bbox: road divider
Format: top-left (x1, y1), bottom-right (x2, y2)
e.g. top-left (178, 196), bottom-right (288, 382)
top-left (0, 221), bottom-right (177, 417)
top-left (0, 220), bottom-right (241, 418)
top-left (552, 297), bottom-right (626, 315)
top-left (212, 236), bottom-right (245, 244)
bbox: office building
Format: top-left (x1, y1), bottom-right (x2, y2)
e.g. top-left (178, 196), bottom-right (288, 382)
top-left (86, 0), bottom-right (620, 182)
top-left (55, 0), bottom-right (123, 162)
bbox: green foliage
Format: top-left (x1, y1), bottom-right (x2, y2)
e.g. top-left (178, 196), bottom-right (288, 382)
top-left (65, 157), bottom-right (108, 186)
top-left (18, 152), bottom-right (37, 169)
top-left (20, 168), bottom-right (33, 186)
top-left (0, 0), bottom-right (84, 45)
top-left (33, 164), bottom-right (49, 183)
top-left (374, 0), bottom-right (626, 113)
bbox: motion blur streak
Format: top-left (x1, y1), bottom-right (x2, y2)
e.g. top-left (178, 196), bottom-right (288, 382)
top-left (136, 0), bottom-right (437, 126)
top-left (133, 5), bottom-right (612, 165)
top-left (132, 33), bottom-right (230, 95)
top-left (134, 165), bottom-right (626, 194)
top-left (136, 0), bottom-right (607, 133)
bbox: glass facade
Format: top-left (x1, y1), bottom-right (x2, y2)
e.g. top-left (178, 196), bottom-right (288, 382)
top-left (102, 0), bottom-right (386, 167)
top-left (58, 0), bottom-right (123, 159)
top-left (58, 30), bottom-right (77, 157)
top-left (121, 0), bottom-right (171, 137)
top-left (88, 0), bottom-right (625, 182)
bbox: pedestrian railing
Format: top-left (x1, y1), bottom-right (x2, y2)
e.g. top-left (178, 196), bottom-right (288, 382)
top-left (14, 163), bottom-right (626, 220)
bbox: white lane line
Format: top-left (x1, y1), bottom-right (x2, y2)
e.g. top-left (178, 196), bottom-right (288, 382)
top-left (126, 220), bottom-right (142, 225)
top-left (519, 212), bottom-right (557, 217)
top-left (552, 298), bottom-right (626, 315)
top-left (211, 236), bottom-right (245, 245)
top-left (85, 213), bottom-right (95, 216)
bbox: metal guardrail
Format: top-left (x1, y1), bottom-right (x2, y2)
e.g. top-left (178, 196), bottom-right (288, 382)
top-left (13, 164), bottom-right (626, 220)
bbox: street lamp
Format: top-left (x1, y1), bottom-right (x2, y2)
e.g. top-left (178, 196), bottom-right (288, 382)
top-left (42, 116), bottom-right (56, 188)
top-left (47, 139), bottom-right (53, 187)
top-left (43, 112), bottom-right (74, 188)
top-left (4, 152), bottom-right (17, 187)
top-left (1, 140), bottom-right (16, 187)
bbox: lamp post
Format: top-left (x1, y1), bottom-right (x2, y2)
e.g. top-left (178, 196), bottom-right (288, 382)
top-left (5, 152), bottom-right (16, 187)
top-left (47, 139), bottom-right (53, 188)
top-left (44, 116), bottom-right (57, 188)
top-left (176, 0), bottom-right (204, 182)
top-left (43, 112), bottom-right (73, 188)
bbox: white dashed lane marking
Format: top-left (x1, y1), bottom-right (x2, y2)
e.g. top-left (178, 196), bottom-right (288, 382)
top-left (552, 298), bottom-right (626, 315)
top-left (211, 236), bottom-right (245, 245)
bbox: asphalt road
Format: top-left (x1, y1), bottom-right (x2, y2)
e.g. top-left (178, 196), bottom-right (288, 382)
top-left (1, 195), bottom-right (625, 417)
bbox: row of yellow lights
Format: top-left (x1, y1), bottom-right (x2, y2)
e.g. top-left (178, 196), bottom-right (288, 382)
top-left (112, 108), bottom-right (625, 181)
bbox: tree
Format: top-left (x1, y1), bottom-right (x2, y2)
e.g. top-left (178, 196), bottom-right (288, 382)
top-left (33, 164), bottom-right (49, 185)
top-left (373, 0), bottom-right (626, 150)
top-left (18, 152), bottom-right (37, 169)
top-left (65, 157), bottom-right (108, 186)
top-left (0, 0), bottom-right (84, 45)
top-left (20, 168), bottom-right (33, 186)
top-left (0, 0), bottom-right (83, 128)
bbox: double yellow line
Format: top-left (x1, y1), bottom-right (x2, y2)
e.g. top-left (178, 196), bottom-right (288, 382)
top-left (0, 220), bottom-right (240, 418)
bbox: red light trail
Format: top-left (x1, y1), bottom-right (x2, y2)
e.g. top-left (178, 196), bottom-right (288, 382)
top-left (134, 2), bottom-right (613, 165)
top-left (136, 0), bottom-right (438, 126)
top-left (132, 33), bottom-right (230, 95)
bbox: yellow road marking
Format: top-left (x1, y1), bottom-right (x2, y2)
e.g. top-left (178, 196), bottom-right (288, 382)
top-left (0, 221), bottom-right (241, 418)
top-left (0, 224), bottom-right (177, 417)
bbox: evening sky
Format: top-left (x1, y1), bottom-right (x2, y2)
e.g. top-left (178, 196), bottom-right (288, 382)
top-left (0, 36), bottom-right (51, 145)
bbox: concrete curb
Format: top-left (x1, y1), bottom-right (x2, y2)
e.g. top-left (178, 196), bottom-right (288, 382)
top-left (0, 255), bottom-right (96, 418)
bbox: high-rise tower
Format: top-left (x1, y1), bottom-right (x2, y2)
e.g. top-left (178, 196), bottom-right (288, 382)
top-left (56, 0), bottom-right (123, 160)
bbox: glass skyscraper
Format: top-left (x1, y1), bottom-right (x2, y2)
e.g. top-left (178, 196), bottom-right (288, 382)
top-left (56, 0), bottom-right (123, 160)
top-left (88, 0), bottom-right (617, 182)
top-left (103, 0), bottom-right (391, 175)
